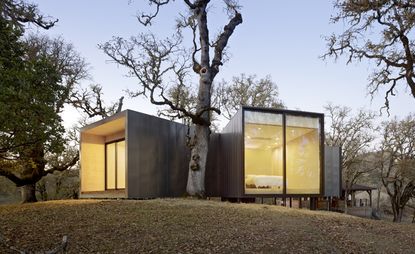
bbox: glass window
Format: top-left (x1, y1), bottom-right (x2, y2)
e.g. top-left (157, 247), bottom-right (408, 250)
top-left (106, 140), bottom-right (126, 190)
top-left (244, 111), bottom-right (283, 194)
top-left (116, 141), bottom-right (126, 189)
top-left (286, 115), bottom-right (320, 194)
top-left (106, 143), bottom-right (116, 189)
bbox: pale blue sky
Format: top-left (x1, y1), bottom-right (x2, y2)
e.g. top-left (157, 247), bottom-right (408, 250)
top-left (33, 0), bottom-right (414, 128)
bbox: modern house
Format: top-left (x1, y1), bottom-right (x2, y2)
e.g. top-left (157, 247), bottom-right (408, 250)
top-left (80, 107), bottom-right (341, 205)
top-left (80, 110), bottom-right (189, 199)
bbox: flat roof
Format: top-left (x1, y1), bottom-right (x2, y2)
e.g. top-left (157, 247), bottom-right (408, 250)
top-left (81, 110), bottom-right (126, 136)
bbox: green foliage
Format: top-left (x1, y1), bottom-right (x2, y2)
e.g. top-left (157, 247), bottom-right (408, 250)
top-left (0, 16), bottom-right (65, 160)
top-left (0, 10), bottom-right (85, 198)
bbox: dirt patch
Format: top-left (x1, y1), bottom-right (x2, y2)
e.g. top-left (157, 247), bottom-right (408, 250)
top-left (0, 199), bottom-right (414, 253)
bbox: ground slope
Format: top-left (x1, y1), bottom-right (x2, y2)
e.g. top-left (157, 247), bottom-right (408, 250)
top-left (0, 199), bottom-right (414, 253)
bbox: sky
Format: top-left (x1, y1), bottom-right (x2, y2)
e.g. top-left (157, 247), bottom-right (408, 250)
top-left (33, 0), bottom-right (414, 129)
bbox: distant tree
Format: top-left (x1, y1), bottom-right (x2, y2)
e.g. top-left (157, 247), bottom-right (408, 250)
top-left (101, 0), bottom-right (243, 197)
top-left (378, 115), bottom-right (415, 222)
top-left (159, 74), bottom-right (284, 130)
top-left (324, 104), bottom-right (378, 212)
top-left (215, 74), bottom-right (284, 120)
top-left (323, 0), bottom-right (415, 111)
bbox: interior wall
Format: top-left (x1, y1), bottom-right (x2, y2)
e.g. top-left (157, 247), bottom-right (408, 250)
top-left (245, 148), bottom-right (283, 176)
top-left (80, 133), bottom-right (105, 192)
top-left (272, 147), bottom-right (283, 176)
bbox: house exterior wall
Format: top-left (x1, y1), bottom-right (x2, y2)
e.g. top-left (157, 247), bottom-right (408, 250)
top-left (126, 110), bottom-right (189, 199)
top-left (219, 109), bottom-right (244, 198)
top-left (205, 133), bottom-right (222, 196)
top-left (324, 146), bottom-right (341, 197)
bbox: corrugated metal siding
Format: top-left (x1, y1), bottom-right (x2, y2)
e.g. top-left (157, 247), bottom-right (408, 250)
top-left (324, 146), bottom-right (341, 197)
top-left (126, 111), bottom-right (189, 198)
top-left (205, 133), bottom-right (221, 196)
top-left (220, 109), bottom-right (243, 198)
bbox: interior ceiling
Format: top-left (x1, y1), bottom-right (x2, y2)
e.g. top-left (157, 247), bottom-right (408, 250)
top-left (83, 117), bottom-right (126, 136)
top-left (245, 123), bottom-right (316, 149)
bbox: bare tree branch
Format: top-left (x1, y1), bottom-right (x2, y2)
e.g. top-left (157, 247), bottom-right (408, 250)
top-left (137, 0), bottom-right (169, 26)
top-left (323, 0), bottom-right (415, 111)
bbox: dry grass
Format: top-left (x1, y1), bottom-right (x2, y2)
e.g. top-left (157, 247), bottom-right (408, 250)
top-left (0, 199), bottom-right (414, 253)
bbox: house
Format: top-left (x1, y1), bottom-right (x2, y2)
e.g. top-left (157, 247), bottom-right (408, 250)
top-left (80, 110), bottom-right (189, 199)
top-left (80, 106), bottom-right (341, 206)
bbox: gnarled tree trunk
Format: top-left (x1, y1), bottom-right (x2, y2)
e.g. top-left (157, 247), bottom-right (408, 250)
top-left (21, 183), bottom-right (37, 203)
top-left (186, 66), bottom-right (212, 197)
top-left (187, 124), bottom-right (210, 197)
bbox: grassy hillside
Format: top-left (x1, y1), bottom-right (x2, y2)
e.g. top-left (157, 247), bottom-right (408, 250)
top-left (0, 199), bottom-right (414, 253)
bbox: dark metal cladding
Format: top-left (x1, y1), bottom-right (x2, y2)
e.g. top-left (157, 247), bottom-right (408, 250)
top-left (126, 110), bottom-right (189, 198)
top-left (205, 133), bottom-right (221, 196)
top-left (220, 109), bottom-right (244, 198)
top-left (324, 146), bottom-right (341, 197)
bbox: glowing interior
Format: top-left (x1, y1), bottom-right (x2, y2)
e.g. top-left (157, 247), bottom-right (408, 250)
top-left (244, 111), bottom-right (321, 195)
top-left (286, 115), bottom-right (320, 194)
top-left (244, 111), bottom-right (283, 194)
top-left (80, 117), bottom-right (126, 193)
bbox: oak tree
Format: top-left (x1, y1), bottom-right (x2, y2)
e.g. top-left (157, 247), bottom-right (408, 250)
top-left (323, 0), bottom-right (415, 110)
top-left (215, 74), bottom-right (284, 120)
top-left (324, 104), bottom-right (377, 211)
top-left (378, 115), bottom-right (415, 222)
top-left (101, 0), bottom-right (243, 197)
top-left (0, 29), bottom-right (88, 202)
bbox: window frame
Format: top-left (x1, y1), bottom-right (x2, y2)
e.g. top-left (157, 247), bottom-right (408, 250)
top-left (105, 138), bottom-right (126, 190)
top-left (242, 106), bottom-right (324, 197)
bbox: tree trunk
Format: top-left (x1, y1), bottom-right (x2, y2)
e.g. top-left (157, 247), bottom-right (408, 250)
top-left (393, 208), bottom-right (404, 223)
top-left (344, 186), bottom-right (348, 214)
top-left (186, 124), bottom-right (210, 197)
top-left (377, 186), bottom-right (381, 211)
top-left (21, 183), bottom-right (37, 203)
top-left (391, 201), bottom-right (404, 223)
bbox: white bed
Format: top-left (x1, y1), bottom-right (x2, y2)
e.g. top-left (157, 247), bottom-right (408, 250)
top-left (245, 174), bottom-right (283, 189)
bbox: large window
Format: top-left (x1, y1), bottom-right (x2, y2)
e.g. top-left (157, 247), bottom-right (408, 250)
top-left (286, 116), bottom-right (320, 194)
top-left (106, 140), bottom-right (125, 189)
top-left (244, 110), bottom-right (322, 195)
top-left (244, 111), bottom-right (283, 194)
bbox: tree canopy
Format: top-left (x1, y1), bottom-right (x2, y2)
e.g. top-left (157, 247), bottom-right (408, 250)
top-left (216, 74), bottom-right (284, 120)
top-left (324, 0), bottom-right (415, 111)
top-left (378, 114), bottom-right (415, 222)
top-left (0, 2), bottom-right (89, 201)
